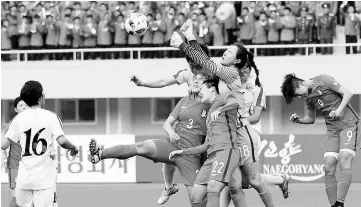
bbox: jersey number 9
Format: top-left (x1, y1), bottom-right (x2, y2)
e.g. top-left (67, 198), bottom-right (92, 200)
top-left (23, 128), bottom-right (48, 157)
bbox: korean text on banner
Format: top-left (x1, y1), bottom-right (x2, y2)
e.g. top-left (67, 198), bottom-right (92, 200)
top-left (1, 134), bottom-right (136, 183)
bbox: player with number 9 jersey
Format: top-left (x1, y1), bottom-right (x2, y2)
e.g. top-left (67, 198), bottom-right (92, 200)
top-left (304, 75), bottom-right (360, 154)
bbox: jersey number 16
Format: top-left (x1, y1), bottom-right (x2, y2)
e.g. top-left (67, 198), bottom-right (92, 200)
top-left (23, 128), bottom-right (48, 157)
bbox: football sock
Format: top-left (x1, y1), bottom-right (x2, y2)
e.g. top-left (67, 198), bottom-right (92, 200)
top-left (261, 174), bottom-right (283, 185)
top-left (230, 187), bottom-right (248, 207)
top-left (337, 169), bottom-right (352, 203)
top-left (325, 174), bottom-right (338, 205)
top-left (162, 164), bottom-right (175, 190)
top-left (101, 145), bottom-right (137, 160)
top-left (206, 192), bottom-right (220, 207)
top-left (256, 180), bottom-right (275, 207)
top-left (9, 197), bottom-right (18, 207)
top-left (192, 200), bottom-right (207, 207)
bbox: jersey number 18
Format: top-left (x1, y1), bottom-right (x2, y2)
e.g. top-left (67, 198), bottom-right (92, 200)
top-left (22, 128), bottom-right (48, 157)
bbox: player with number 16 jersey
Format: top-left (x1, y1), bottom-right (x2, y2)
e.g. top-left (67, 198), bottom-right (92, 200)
top-left (2, 80), bottom-right (78, 207)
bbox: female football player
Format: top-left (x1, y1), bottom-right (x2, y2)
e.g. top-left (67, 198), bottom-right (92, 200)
top-left (89, 73), bottom-right (212, 204)
top-left (170, 23), bottom-right (275, 207)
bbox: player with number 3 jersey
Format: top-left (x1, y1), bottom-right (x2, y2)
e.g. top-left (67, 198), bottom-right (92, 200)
top-left (169, 76), bottom-right (242, 207)
top-left (281, 74), bottom-right (360, 207)
top-left (89, 76), bottom-right (210, 204)
top-left (1, 81), bottom-right (78, 207)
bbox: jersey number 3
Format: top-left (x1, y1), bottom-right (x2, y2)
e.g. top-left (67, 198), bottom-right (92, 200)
top-left (23, 128), bottom-right (48, 157)
top-left (187, 118), bottom-right (194, 129)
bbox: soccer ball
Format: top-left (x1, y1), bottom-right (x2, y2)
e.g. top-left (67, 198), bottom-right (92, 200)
top-left (125, 12), bottom-right (149, 36)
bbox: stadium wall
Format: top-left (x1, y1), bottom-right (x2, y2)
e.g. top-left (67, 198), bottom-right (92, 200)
top-left (1, 55), bottom-right (361, 99)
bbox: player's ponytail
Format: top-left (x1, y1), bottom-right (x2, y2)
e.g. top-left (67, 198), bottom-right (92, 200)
top-left (247, 51), bottom-right (261, 87)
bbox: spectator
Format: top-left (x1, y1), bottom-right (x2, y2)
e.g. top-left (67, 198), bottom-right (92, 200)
top-left (1, 19), bottom-right (11, 61)
top-left (164, 6), bottom-right (178, 57)
top-left (223, 2), bottom-right (237, 45)
top-left (296, 7), bottom-right (313, 55)
top-left (152, 11), bottom-right (167, 58)
top-left (142, 13), bottom-right (154, 58)
top-left (317, 3), bottom-right (336, 55)
top-left (45, 14), bottom-right (58, 60)
top-left (30, 14), bottom-right (45, 60)
top-left (97, 12), bottom-right (113, 59)
top-left (280, 7), bottom-right (296, 55)
top-left (18, 15), bottom-right (31, 61)
top-left (253, 12), bottom-right (269, 56)
top-left (8, 5), bottom-right (19, 50)
top-left (340, 4), bottom-right (360, 54)
top-left (190, 13), bottom-right (200, 41)
top-left (83, 15), bottom-right (97, 60)
top-left (72, 17), bottom-right (83, 49)
top-left (209, 16), bottom-right (224, 57)
top-left (113, 14), bottom-right (128, 59)
top-left (198, 13), bottom-right (211, 45)
top-left (98, 3), bottom-right (109, 23)
top-left (72, 2), bottom-right (85, 22)
top-left (57, 14), bottom-right (72, 60)
top-left (18, 4), bottom-right (29, 19)
top-left (267, 9), bottom-right (282, 56)
top-left (238, 7), bottom-right (255, 46)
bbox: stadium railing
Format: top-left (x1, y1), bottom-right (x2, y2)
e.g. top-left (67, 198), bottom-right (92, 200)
top-left (1, 43), bottom-right (361, 61)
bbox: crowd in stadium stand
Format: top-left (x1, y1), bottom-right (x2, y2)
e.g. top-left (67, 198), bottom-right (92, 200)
top-left (1, 1), bottom-right (361, 61)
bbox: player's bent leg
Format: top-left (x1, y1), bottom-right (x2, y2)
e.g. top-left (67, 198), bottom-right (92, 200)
top-left (206, 180), bottom-right (226, 207)
top-left (242, 163), bottom-right (275, 207)
top-left (228, 167), bottom-right (248, 207)
top-left (158, 164), bottom-right (179, 205)
top-left (191, 184), bottom-right (208, 207)
top-left (324, 153), bottom-right (339, 205)
top-left (158, 164), bottom-right (178, 205)
top-left (337, 150), bottom-right (355, 205)
top-left (162, 163), bottom-right (176, 189)
top-left (261, 173), bottom-right (291, 199)
top-left (219, 187), bottom-right (231, 207)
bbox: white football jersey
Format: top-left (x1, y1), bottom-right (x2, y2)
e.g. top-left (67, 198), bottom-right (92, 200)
top-left (5, 108), bottom-right (64, 190)
top-left (249, 86), bottom-right (266, 135)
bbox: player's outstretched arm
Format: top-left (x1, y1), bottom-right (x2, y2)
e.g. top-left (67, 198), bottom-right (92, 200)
top-left (130, 75), bottom-right (178, 88)
top-left (183, 144), bottom-right (208, 155)
top-left (170, 32), bottom-right (237, 84)
top-left (56, 135), bottom-right (78, 156)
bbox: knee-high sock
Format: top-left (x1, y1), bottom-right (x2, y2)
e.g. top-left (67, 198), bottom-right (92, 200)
top-left (261, 174), bottom-right (283, 185)
top-left (230, 187), bottom-right (248, 207)
top-left (101, 145), bottom-right (137, 160)
top-left (255, 180), bottom-right (275, 207)
top-left (163, 165), bottom-right (175, 190)
top-left (325, 174), bottom-right (337, 205)
top-left (192, 200), bottom-right (207, 207)
top-left (337, 169), bottom-right (352, 203)
top-left (206, 192), bottom-right (220, 207)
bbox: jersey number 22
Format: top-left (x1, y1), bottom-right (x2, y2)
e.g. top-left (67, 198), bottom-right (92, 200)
top-left (23, 128), bottom-right (48, 157)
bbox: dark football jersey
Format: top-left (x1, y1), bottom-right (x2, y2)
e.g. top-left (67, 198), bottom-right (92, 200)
top-left (305, 75), bottom-right (359, 130)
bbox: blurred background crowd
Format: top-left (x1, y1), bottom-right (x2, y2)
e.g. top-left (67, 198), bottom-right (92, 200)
top-left (1, 1), bottom-right (361, 61)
